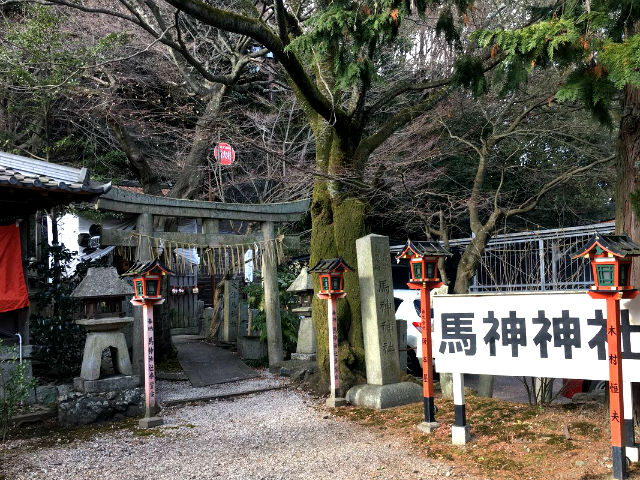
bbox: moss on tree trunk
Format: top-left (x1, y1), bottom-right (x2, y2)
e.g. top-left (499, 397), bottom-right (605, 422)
top-left (309, 122), bottom-right (367, 392)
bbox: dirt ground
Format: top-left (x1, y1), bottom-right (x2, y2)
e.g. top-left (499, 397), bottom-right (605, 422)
top-left (330, 392), bottom-right (639, 480)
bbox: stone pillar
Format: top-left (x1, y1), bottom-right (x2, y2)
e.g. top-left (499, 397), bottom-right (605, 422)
top-left (203, 219), bottom-right (219, 234)
top-left (133, 213), bottom-right (153, 379)
top-left (292, 317), bottom-right (316, 361)
top-left (357, 234), bottom-right (400, 385)
top-left (237, 301), bottom-right (248, 339)
top-left (261, 221), bottom-right (283, 365)
top-left (346, 234), bottom-right (421, 409)
top-left (221, 279), bottom-right (239, 343)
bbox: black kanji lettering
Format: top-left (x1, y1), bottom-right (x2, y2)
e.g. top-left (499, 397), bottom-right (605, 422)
top-left (501, 311), bottom-right (527, 357)
top-left (533, 310), bottom-right (552, 358)
top-left (587, 310), bottom-right (606, 360)
top-left (621, 310), bottom-right (640, 360)
top-left (439, 313), bottom-right (476, 356)
top-left (483, 311), bottom-right (500, 357)
top-left (553, 310), bottom-right (581, 359)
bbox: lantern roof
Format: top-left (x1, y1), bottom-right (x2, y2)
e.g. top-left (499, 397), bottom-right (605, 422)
top-left (396, 240), bottom-right (451, 260)
top-left (286, 267), bottom-right (314, 293)
top-left (71, 267), bottom-right (134, 299)
top-left (572, 233), bottom-right (640, 259)
top-left (308, 257), bottom-right (354, 274)
top-left (121, 259), bottom-right (175, 277)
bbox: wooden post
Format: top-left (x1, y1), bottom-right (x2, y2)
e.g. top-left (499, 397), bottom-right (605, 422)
top-left (261, 221), bottom-right (283, 365)
top-left (451, 372), bottom-right (470, 444)
top-left (605, 294), bottom-right (626, 479)
top-left (133, 213), bottom-right (153, 379)
top-left (328, 296), bottom-right (340, 398)
top-left (420, 286), bottom-right (437, 425)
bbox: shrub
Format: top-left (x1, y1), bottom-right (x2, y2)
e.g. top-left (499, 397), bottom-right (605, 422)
top-left (0, 345), bottom-right (35, 441)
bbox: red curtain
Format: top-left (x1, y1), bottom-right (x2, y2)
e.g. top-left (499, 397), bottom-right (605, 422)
top-left (0, 224), bottom-right (29, 313)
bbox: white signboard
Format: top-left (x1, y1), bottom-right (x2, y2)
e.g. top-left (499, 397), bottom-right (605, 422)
top-left (432, 292), bottom-right (640, 381)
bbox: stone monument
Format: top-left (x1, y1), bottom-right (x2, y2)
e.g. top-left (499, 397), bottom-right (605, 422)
top-left (346, 234), bottom-right (422, 409)
top-left (221, 279), bottom-right (239, 343)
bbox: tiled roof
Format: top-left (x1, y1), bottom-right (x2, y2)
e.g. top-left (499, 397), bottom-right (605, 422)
top-left (121, 259), bottom-right (175, 277)
top-left (308, 258), bottom-right (354, 273)
top-left (0, 151), bottom-right (111, 195)
top-left (396, 240), bottom-right (452, 259)
top-left (572, 233), bottom-right (640, 258)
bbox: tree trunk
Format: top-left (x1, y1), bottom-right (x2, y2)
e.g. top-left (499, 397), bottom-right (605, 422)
top-left (614, 84), bottom-right (640, 424)
top-left (309, 121), bottom-right (367, 391)
top-left (453, 231), bottom-right (493, 295)
top-left (108, 117), bottom-right (163, 195)
top-left (452, 230), bottom-right (496, 397)
top-left (169, 85), bottom-right (228, 199)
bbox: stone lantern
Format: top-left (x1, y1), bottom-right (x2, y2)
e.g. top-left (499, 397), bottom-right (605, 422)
top-left (287, 267), bottom-right (315, 361)
top-left (71, 267), bottom-right (136, 393)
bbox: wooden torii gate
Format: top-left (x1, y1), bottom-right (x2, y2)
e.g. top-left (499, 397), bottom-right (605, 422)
top-left (94, 188), bottom-right (310, 370)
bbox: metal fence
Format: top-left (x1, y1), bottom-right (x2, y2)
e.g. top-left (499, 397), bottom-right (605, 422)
top-left (447, 221), bottom-right (615, 293)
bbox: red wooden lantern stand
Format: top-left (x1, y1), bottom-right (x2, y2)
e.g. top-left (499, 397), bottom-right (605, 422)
top-left (574, 234), bottom-right (640, 479)
top-left (397, 240), bottom-right (451, 429)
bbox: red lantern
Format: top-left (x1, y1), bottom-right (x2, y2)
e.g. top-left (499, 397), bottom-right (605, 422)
top-left (397, 240), bottom-right (450, 286)
top-left (309, 258), bottom-right (353, 297)
top-left (123, 260), bottom-right (174, 302)
top-left (572, 233), bottom-right (640, 292)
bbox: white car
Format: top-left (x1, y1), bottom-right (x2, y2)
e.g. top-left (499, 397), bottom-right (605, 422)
top-left (394, 289), bottom-right (423, 374)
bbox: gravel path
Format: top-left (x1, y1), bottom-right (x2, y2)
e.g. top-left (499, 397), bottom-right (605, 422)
top-left (1, 388), bottom-right (474, 480)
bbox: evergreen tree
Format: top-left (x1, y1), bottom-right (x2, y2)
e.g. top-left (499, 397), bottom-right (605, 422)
top-left (472, 0), bottom-right (640, 277)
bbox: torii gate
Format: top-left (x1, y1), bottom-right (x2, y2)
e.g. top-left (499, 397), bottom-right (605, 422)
top-left (94, 188), bottom-right (310, 371)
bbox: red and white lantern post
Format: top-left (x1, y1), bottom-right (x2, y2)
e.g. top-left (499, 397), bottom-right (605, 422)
top-left (124, 260), bottom-right (174, 428)
top-left (309, 258), bottom-right (354, 407)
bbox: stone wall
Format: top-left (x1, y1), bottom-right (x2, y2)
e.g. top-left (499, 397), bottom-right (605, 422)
top-left (58, 388), bottom-right (144, 426)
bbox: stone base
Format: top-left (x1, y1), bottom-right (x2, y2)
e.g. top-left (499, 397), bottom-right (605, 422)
top-left (237, 335), bottom-right (267, 360)
top-left (74, 375), bottom-right (140, 394)
top-left (139, 416), bottom-right (164, 428)
top-left (58, 388), bottom-right (144, 426)
top-left (325, 396), bottom-right (347, 408)
top-left (291, 353), bottom-right (316, 361)
top-left (417, 421), bottom-right (440, 433)
top-left (346, 382), bottom-right (422, 410)
top-left (452, 425), bottom-right (471, 445)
